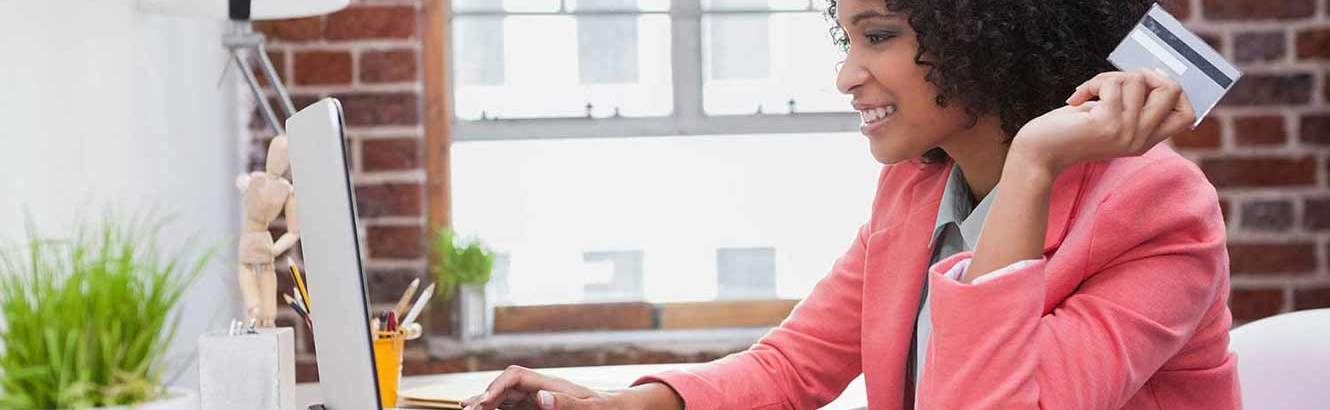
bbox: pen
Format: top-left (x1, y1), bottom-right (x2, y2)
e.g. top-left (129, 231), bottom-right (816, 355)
top-left (288, 257), bottom-right (311, 311)
top-left (392, 278), bottom-right (421, 319)
top-left (400, 283), bottom-right (435, 328)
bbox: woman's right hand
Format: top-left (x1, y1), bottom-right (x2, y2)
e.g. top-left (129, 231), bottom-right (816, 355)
top-left (461, 366), bottom-right (612, 410)
top-left (460, 366), bottom-right (686, 410)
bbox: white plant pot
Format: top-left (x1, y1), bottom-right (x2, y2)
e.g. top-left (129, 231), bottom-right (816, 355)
top-left (91, 388), bottom-right (198, 410)
top-left (459, 283), bottom-right (492, 340)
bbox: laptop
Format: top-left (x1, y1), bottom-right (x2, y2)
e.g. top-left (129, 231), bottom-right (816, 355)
top-left (287, 98), bottom-right (384, 410)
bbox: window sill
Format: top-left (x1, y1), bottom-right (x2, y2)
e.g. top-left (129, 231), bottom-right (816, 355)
top-left (428, 327), bottom-right (771, 360)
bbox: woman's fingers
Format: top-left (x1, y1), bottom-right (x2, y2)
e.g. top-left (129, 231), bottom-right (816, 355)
top-left (1157, 91), bottom-right (1198, 139)
top-left (470, 366), bottom-right (589, 410)
top-left (1067, 71), bottom-right (1120, 106)
top-left (1090, 75), bottom-right (1125, 131)
top-left (1137, 70), bottom-right (1181, 138)
top-left (1120, 72), bottom-right (1148, 143)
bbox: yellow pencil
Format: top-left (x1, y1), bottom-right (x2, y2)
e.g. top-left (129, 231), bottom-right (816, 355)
top-left (288, 257), bottom-right (312, 311)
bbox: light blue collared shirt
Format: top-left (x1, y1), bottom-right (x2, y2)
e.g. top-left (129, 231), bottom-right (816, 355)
top-left (911, 164), bottom-right (998, 387)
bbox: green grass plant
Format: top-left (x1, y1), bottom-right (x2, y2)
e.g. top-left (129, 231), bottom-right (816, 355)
top-left (0, 214), bottom-right (209, 409)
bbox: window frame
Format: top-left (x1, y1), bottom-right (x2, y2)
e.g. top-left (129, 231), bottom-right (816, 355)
top-left (447, 0), bottom-right (859, 141)
top-left (433, 0), bottom-right (854, 337)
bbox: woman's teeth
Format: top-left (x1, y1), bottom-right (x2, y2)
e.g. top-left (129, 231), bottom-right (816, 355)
top-left (859, 105), bottom-right (897, 124)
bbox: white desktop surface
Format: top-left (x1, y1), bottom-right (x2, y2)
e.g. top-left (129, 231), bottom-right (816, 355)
top-left (295, 363), bottom-right (868, 409)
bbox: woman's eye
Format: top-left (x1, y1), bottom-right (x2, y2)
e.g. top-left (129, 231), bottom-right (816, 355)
top-left (865, 31), bottom-right (896, 44)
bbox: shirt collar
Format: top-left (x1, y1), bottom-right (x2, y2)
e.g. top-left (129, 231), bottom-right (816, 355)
top-left (928, 163), bottom-right (998, 250)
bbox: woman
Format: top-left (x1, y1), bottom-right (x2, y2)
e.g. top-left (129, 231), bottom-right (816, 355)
top-left (463, 0), bottom-right (1241, 408)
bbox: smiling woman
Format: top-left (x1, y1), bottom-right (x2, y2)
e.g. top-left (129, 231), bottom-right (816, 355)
top-left (460, 0), bottom-right (1239, 409)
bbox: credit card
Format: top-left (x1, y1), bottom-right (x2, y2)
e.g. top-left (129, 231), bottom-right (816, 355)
top-left (1108, 3), bottom-right (1242, 126)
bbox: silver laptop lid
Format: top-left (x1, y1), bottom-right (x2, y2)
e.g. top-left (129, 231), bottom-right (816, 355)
top-left (286, 98), bottom-right (382, 410)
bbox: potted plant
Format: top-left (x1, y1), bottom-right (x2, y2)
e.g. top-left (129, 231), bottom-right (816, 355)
top-left (430, 227), bottom-right (495, 340)
top-left (0, 214), bottom-right (209, 409)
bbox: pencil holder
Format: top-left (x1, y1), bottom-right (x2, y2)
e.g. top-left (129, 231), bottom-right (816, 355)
top-left (198, 327), bottom-right (296, 410)
top-left (372, 331), bottom-right (406, 408)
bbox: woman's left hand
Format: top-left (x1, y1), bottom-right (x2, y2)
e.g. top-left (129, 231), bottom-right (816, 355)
top-left (1009, 69), bottom-right (1196, 175)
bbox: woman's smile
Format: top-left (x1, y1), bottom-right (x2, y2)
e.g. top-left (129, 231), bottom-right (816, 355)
top-left (856, 103), bottom-right (898, 137)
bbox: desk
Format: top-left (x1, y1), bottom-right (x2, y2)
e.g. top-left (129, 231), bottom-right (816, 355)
top-left (296, 363), bottom-right (868, 409)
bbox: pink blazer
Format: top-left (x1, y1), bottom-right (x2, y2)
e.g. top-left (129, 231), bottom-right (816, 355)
top-left (635, 144), bottom-right (1241, 409)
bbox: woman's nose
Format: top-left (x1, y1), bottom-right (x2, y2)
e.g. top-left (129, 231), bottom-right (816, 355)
top-left (835, 57), bottom-right (867, 95)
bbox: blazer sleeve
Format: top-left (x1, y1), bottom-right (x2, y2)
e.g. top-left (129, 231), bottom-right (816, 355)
top-left (917, 158), bottom-right (1229, 409)
top-left (632, 223), bottom-right (869, 410)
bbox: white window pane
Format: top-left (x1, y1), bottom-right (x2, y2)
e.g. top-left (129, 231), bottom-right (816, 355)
top-left (450, 133), bottom-right (880, 305)
top-left (703, 12), bottom-right (851, 115)
top-left (579, 16), bottom-right (638, 84)
top-left (705, 14), bottom-right (770, 81)
top-left (453, 17), bottom-right (504, 86)
top-left (702, 0), bottom-right (810, 11)
top-left (453, 15), bottom-right (673, 120)
top-left (567, 0), bottom-right (670, 11)
top-left (452, 0), bottom-right (562, 12)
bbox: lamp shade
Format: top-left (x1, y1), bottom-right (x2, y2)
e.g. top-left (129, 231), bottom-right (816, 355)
top-left (137, 0), bottom-right (349, 21)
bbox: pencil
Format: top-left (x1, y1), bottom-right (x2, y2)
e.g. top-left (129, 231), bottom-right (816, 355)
top-left (392, 278), bottom-right (421, 319)
top-left (283, 293), bottom-right (313, 329)
top-left (288, 257), bottom-right (312, 311)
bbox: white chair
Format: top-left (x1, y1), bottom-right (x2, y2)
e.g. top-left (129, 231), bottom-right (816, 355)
top-left (1228, 308), bottom-right (1330, 409)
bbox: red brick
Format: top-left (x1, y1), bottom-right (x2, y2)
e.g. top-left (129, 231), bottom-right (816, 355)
top-left (355, 183), bottom-right (423, 217)
top-left (297, 361), bottom-right (319, 383)
top-left (1161, 0), bottom-right (1191, 20)
top-left (362, 138), bottom-right (422, 172)
top-left (255, 17), bottom-right (323, 42)
top-left (337, 92), bottom-right (420, 126)
top-left (326, 6), bottom-right (417, 40)
top-left (253, 50), bottom-right (286, 88)
top-left (294, 50), bottom-right (352, 85)
top-left (1220, 73), bottom-right (1314, 106)
top-left (1230, 288), bottom-right (1285, 322)
top-left (1303, 197), bottom-right (1330, 230)
top-left (1199, 156), bottom-right (1316, 188)
top-left (367, 225), bottom-right (426, 259)
top-left (1300, 113), bottom-right (1330, 145)
top-left (1233, 31), bottom-right (1286, 63)
top-left (1294, 287), bottom-right (1330, 310)
top-left (1196, 31), bottom-right (1225, 52)
top-left (367, 268), bottom-right (423, 306)
top-left (361, 49), bottom-right (418, 83)
top-left (1296, 29), bottom-right (1330, 60)
top-left (1219, 197), bottom-right (1232, 224)
top-left (1239, 200), bottom-right (1294, 231)
top-left (1171, 117), bottom-right (1222, 149)
top-left (1228, 242), bottom-right (1317, 275)
top-left (1232, 115), bottom-right (1287, 146)
top-left (1202, 0), bottom-right (1315, 20)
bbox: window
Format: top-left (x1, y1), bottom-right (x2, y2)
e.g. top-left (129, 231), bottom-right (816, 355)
top-left (447, 0), bottom-right (875, 334)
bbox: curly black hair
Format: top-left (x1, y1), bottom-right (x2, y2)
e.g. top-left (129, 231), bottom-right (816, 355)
top-left (827, 0), bottom-right (1164, 162)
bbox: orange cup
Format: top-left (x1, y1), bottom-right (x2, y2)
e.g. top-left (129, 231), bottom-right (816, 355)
top-left (372, 332), bottom-right (405, 408)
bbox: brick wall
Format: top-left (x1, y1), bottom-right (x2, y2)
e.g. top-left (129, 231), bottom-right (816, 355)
top-left (252, 0), bottom-right (1330, 382)
top-left (249, 0), bottom-right (432, 381)
top-left (1164, 0), bottom-right (1330, 322)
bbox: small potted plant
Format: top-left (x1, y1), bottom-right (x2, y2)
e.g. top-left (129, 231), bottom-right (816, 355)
top-left (430, 227), bottom-right (495, 340)
top-left (0, 214), bottom-right (209, 409)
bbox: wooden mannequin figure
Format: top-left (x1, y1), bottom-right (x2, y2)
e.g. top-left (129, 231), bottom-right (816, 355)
top-left (236, 135), bottom-right (301, 328)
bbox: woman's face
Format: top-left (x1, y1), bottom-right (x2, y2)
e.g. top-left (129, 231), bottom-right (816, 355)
top-left (835, 0), bottom-right (978, 165)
